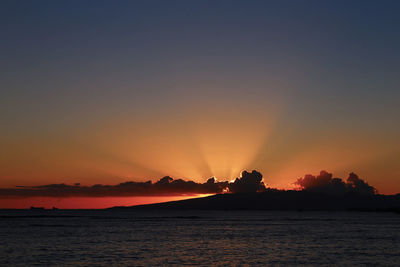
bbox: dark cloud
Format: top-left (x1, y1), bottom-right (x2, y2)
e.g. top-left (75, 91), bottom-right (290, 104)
top-left (346, 172), bottom-right (377, 195)
top-left (0, 170), bottom-right (263, 197)
top-left (295, 171), bottom-right (377, 195)
top-left (0, 170), bottom-right (378, 198)
top-left (228, 170), bottom-right (265, 193)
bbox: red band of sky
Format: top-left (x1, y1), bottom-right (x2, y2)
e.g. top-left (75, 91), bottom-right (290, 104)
top-left (0, 195), bottom-right (213, 209)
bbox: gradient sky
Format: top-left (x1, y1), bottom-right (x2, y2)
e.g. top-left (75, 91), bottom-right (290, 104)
top-left (1, 0), bottom-right (400, 205)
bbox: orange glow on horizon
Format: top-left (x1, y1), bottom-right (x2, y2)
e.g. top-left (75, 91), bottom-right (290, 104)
top-left (0, 96), bottom-right (398, 197)
top-left (0, 194), bottom-right (214, 209)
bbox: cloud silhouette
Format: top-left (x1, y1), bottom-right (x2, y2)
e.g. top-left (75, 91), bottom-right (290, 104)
top-left (0, 172), bottom-right (257, 197)
top-left (228, 170), bottom-right (265, 193)
top-left (346, 172), bottom-right (377, 195)
top-left (0, 170), bottom-right (379, 198)
top-left (295, 170), bottom-right (376, 195)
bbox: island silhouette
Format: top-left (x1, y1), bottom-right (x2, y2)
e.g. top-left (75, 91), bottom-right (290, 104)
top-left (110, 170), bottom-right (400, 212)
top-left (2, 170), bottom-right (399, 212)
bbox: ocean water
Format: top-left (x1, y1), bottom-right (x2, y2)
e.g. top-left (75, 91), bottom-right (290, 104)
top-left (0, 210), bottom-right (399, 266)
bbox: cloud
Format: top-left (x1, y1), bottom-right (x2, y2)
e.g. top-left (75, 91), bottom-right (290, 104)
top-left (346, 172), bottom-right (377, 195)
top-left (295, 170), bottom-right (377, 195)
top-left (0, 170), bottom-right (265, 197)
top-left (0, 170), bottom-right (378, 198)
top-left (228, 170), bottom-right (265, 193)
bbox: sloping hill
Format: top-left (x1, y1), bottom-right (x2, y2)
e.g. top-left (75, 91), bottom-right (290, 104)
top-left (111, 191), bottom-right (400, 212)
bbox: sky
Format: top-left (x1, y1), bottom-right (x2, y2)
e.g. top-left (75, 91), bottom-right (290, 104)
top-left (1, 0), bottom-right (400, 207)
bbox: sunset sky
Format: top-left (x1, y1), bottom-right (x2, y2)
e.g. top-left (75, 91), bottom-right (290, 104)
top-left (1, 1), bottom-right (400, 208)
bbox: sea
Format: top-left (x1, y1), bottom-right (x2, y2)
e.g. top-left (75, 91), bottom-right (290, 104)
top-left (0, 210), bottom-right (399, 266)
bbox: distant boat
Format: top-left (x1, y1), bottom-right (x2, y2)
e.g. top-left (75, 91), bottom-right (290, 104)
top-left (30, 206), bottom-right (45, 210)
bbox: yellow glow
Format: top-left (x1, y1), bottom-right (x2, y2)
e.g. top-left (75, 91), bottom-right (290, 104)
top-left (1, 95), bottom-right (399, 195)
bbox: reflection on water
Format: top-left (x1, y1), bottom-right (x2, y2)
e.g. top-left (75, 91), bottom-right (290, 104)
top-left (0, 210), bottom-right (399, 265)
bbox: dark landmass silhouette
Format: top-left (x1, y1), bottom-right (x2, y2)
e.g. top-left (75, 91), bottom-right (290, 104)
top-left (109, 170), bottom-right (400, 212)
top-left (111, 191), bottom-right (400, 213)
top-left (2, 169), bottom-right (400, 212)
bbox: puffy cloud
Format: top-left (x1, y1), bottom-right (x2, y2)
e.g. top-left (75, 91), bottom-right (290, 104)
top-left (347, 172), bottom-right (377, 195)
top-left (0, 170), bottom-right (265, 197)
top-left (228, 170), bottom-right (265, 193)
top-left (295, 171), bottom-right (376, 195)
top-left (0, 170), bottom-right (378, 198)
